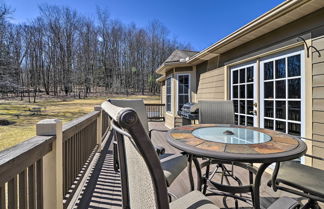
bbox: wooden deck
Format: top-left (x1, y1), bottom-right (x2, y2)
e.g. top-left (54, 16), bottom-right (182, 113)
top-left (72, 122), bottom-right (314, 209)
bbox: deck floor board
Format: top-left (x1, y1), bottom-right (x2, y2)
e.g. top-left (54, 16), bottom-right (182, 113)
top-left (73, 122), bottom-right (318, 209)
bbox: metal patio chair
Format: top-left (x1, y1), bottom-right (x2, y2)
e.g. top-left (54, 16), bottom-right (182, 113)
top-left (102, 100), bottom-right (219, 209)
top-left (199, 100), bottom-right (235, 125)
top-left (198, 100), bottom-right (245, 192)
top-left (109, 99), bottom-right (187, 188)
top-left (268, 137), bottom-right (324, 209)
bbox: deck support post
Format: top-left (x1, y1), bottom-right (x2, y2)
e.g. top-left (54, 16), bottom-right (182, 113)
top-left (36, 119), bottom-right (63, 209)
top-left (94, 105), bottom-right (103, 152)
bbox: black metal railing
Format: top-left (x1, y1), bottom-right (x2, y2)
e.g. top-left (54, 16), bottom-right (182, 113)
top-left (145, 104), bottom-right (165, 121)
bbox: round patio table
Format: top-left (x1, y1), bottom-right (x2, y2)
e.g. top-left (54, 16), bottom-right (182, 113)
top-left (167, 124), bottom-right (307, 209)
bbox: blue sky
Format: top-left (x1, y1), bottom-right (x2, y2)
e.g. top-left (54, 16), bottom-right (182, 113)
top-left (4, 0), bottom-right (285, 51)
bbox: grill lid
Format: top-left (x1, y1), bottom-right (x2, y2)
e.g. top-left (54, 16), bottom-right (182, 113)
top-left (181, 102), bottom-right (199, 113)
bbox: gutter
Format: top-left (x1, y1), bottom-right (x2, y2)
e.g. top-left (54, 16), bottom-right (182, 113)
top-left (155, 57), bottom-right (193, 75)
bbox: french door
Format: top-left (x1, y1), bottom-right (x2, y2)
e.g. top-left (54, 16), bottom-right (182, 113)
top-left (260, 50), bottom-right (305, 137)
top-left (231, 63), bottom-right (257, 126)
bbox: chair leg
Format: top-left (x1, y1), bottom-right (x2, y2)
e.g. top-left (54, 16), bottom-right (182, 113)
top-left (203, 163), bottom-right (210, 194)
top-left (235, 199), bottom-right (239, 209)
top-left (188, 155), bottom-right (195, 191)
top-left (113, 141), bottom-right (119, 172)
top-left (301, 199), bottom-right (321, 209)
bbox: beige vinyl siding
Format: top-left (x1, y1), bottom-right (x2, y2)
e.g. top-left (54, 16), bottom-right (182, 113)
top-left (219, 7), bottom-right (324, 67)
top-left (312, 32), bottom-right (324, 169)
top-left (165, 113), bottom-right (174, 129)
top-left (197, 67), bottom-right (225, 100)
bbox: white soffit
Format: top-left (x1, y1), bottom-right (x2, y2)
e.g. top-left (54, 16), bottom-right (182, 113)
top-left (189, 0), bottom-right (324, 64)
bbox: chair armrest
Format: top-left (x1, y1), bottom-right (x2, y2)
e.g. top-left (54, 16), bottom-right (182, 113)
top-left (149, 129), bottom-right (168, 138)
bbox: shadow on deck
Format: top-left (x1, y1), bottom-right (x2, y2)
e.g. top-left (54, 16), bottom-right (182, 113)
top-left (71, 122), bottom-right (310, 209)
top-left (72, 133), bottom-right (122, 209)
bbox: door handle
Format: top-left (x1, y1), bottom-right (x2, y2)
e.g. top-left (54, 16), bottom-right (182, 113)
top-left (249, 110), bottom-right (257, 116)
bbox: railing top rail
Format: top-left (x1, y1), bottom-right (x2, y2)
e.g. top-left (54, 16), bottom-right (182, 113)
top-left (0, 135), bottom-right (55, 185)
top-left (144, 103), bottom-right (165, 106)
top-left (63, 111), bottom-right (100, 140)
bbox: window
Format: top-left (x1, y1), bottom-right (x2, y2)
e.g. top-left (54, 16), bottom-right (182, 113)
top-left (260, 51), bottom-right (304, 137)
top-left (166, 77), bottom-right (172, 112)
top-left (231, 64), bottom-right (256, 126)
top-left (177, 74), bottom-right (190, 111)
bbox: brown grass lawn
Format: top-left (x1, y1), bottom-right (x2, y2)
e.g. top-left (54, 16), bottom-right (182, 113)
top-left (0, 95), bottom-right (160, 151)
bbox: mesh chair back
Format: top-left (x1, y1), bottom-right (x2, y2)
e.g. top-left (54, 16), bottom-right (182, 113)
top-left (110, 99), bottom-right (149, 134)
top-left (102, 101), bottom-right (169, 209)
top-left (199, 100), bottom-right (235, 124)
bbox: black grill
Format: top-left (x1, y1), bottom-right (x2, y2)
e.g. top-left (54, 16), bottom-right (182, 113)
top-left (178, 102), bottom-right (199, 120)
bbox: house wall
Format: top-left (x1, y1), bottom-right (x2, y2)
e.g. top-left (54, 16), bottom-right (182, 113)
top-left (197, 66), bottom-right (225, 101)
top-left (165, 112), bottom-right (174, 129)
top-left (192, 7), bottom-right (324, 167)
top-left (311, 26), bottom-right (324, 169)
top-left (160, 9), bottom-right (324, 167)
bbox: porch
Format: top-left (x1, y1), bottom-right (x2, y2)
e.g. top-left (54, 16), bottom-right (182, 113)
top-left (70, 122), bottom-right (304, 209)
top-left (0, 103), bottom-right (321, 209)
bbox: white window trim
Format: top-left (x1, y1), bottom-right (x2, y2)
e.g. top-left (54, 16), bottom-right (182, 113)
top-left (176, 73), bottom-right (191, 113)
top-left (166, 75), bottom-right (173, 113)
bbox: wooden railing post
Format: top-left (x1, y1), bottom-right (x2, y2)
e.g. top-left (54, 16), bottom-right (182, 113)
top-left (94, 105), bottom-right (102, 152)
top-left (36, 119), bottom-right (63, 209)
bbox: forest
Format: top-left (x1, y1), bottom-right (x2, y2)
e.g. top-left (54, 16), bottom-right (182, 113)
top-left (0, 4), bottom-right (192, 101)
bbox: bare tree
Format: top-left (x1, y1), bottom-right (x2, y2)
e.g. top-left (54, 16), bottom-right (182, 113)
top-left (0, 3), bottom-right (192, 99)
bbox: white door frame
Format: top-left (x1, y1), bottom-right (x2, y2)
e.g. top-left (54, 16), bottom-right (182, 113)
top-left (230, 63), bottom-right (257, 126)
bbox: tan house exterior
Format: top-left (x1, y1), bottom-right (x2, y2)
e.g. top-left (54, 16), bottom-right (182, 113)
top-left (155, 0), bottom-right (324, 168)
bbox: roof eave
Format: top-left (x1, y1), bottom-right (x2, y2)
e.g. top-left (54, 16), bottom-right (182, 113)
top-left (187, 0), bottom-right (320, 64)
top-left (155, 62), bottom-right (193, 75)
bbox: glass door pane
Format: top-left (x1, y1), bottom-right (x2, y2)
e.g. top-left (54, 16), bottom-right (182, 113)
top-left (231, 64), bottom-right (256, 126)
top-left (177, 74), bottom-right (190, 111)
top-left (260, 51), bottom-right (304, 137)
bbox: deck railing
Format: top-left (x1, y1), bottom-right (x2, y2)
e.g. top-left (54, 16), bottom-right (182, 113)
top-left (62, 111), bottom-right (100, 207)
top-left (0, 105), bottom-right (109, 209)
top-left (0, 135), bottom-right (54, 209)
top-left (0, 102), bottom-right (163, 209)
top-left (145, 103), bottom-right (165, 121)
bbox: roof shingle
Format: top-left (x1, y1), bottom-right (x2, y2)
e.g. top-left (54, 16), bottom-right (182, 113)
top-left (165, 50), bottom-right (198, 63)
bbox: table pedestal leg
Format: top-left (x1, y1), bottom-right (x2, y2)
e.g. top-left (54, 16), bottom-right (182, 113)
top-left (253, 163), bottom-right (271, 209)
